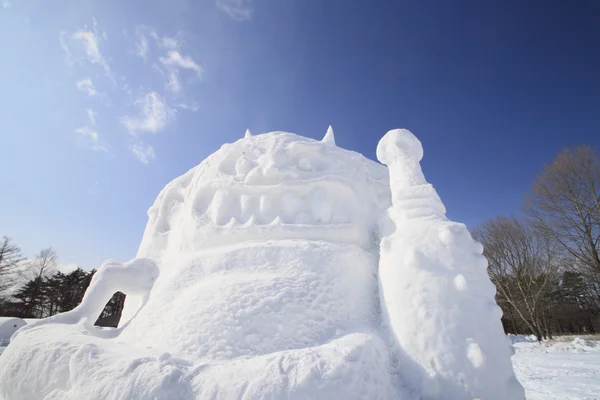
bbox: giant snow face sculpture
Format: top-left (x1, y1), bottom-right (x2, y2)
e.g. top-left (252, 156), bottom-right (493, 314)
top-left (116, 130), bottom-right (392, 365)
top-left (0, 129), bottom-right (524, 400)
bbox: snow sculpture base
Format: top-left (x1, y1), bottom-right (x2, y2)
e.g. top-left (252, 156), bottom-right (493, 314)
top-left (0, 129), bottom-right (523, 400)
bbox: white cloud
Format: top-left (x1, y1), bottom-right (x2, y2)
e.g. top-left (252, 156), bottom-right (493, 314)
top-left (217, 0), bottom-right (253, 21)
top-left (135, 26), bottom-right (181, 58)
top-left (160, 50), bottom-right (203, 75)
top-left (166, 70), bottom-right (182, 93)
top-left (59, 31), bottom-right (73, 63)
top-left (159, 50), bottom-right (202, 93)
top-left (2, 0), bottom-right (11, 8)
top-left (135, 27), bottom-right (150, 59)
top-left (176, 102), bottom-right (200, 112)
top-left (134, 27), bottom-right (202, 93)
top-left (130, 142), bottom-right (155, 165)
top-left (156, 34), bottom-right (180, 50)
top-left (75, 126), bottom-right (107, 152)
top-left (76, 78), bottom-right (99, 96)
top-left (72, 29), bottom-right (112, 78)
top-left (120, 91), bottom-right (174, 134)
top-left (85, 109), bottom-right (97, 125)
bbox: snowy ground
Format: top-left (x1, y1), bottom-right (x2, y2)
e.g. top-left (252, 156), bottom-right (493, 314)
top-left (512, 336), bottom-right (600, 400)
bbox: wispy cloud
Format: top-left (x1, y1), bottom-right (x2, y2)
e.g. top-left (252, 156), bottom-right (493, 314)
top-left (2, 0), bottom-right (11, 8)
top-left (121, 91), bottom-right (174, 164)
top-left (134, 27), bottom-right (150, 59)
top-left (217, 0), bottom-right (253, 21)
top-left (76, 78), bottom-right (99, 96)
top-left (75, 126), bottom-right (107, 152)
top-left (159, 50), bottom-right (203, 93)
top-left (86, 108), bottom-right (97, 125)
top-left (61, 20), bottom-right (113, 82)
top-left (120, 91), bottom-right (174, 134)
top-left (156, 34), bottom-right (180, 50)
top-left (176, 102), bottom-right (200, 112)
top-left (72, 30), bottom-right (112, 79)
top-left (59, 31), bottom-right (73, 64)
top-left (134, 27), bottom-right (202, 93)
top-left (160, 50), bottom-right (203, 75)
top-left (164, 71), bottom-right (181, 93)
top-left (134, 26), bottom-right (181, 58)
top-left (130, 142), bottom-right (155, 165)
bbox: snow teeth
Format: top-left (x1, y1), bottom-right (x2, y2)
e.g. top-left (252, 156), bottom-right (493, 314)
top-left (281, 192), bottom-right (302, 223)
top-left (295, 212), bottom-right (313, 225)
top-left (210, 190), bottom-right (230, 225)
top-left (240, 194), bottom-right (259, 223)
top-left (208, 186), bottom-right (353, 227)
top-left (226, 217), bottom-right (240, 226)
top-left (259, 195), bottom-right (280, 225)
top-left (309, 188), bottom-right (332, 224)
top-left (244, 215), bottom-right (257, 226)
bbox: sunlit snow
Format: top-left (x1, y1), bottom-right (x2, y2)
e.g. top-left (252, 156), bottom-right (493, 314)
top-left (0, 128), bottom-right (524, 399)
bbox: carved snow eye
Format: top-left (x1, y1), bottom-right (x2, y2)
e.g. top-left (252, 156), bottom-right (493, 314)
top-left (297, 157), bottom-right (313, 171)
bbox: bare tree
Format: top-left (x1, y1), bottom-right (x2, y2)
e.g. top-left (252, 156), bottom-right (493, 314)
top-left (24, 247), bottom-right (58, 280)
top-left (0, 236), bottom-right (24, 294)
top-left (525, 146), bottom-right (600, 287)
top-left (473, 216), bottom-right (561, 340)
top-left (11, 247), bottom-right (59, 317)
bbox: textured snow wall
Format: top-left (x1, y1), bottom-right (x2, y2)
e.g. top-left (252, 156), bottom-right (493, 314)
top-left (377, 129), bottom-right (525, 400)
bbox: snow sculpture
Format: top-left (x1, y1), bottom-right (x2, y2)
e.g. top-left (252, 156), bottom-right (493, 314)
top-left (0, 128), bottom-right (523, 400)
top-left (18, 258), bottom-right (158, 334)
top-left (377, 129), bottom-right (525, 399)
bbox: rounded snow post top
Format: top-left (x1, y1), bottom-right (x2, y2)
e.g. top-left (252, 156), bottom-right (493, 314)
top-left (376, 129), bottom-right (423, 165)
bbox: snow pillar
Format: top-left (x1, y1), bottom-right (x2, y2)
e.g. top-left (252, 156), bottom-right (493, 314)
top-left (377, 129), bottom-right (525, 400)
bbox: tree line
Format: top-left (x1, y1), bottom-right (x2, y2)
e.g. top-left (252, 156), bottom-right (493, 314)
top-left (473, 146), bottom-right (600, 340)
top-left (0, 242), bottom-right (124, 326)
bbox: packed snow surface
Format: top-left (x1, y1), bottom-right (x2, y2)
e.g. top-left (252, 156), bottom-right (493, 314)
top-left (511, 336), bottom-right (600, 400)
top-left (0, 129), bottom-right (522, 399)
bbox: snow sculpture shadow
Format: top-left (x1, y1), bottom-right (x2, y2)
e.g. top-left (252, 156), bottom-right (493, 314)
top-left (0, 128), bottom-right (524, 400)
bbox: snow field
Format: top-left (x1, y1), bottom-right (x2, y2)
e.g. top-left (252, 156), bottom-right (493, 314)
top-left (512, 337), bottom-right (600, 400)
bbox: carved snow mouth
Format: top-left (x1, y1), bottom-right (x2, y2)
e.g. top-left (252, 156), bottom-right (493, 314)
top-left (142, 132), bottom-right (392, 256)
top-left (194, 177), bottom-right (359, 227)
top-left (177, 177), bottom-right (380, 250)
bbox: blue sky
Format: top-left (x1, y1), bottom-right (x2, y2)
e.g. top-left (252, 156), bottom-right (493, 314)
top-left (1, 0), bottom-right (599, 269)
